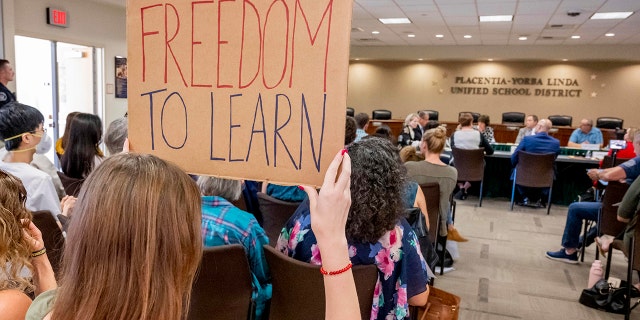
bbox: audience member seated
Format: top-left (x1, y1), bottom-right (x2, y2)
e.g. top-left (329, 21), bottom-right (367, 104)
top-left (354, 112), bottom-right (369, 142)
top-left (0, 169), bottom-right (53, 319)
top-left (567, 118), bottom-right (603, 149)
top-left (399, 145), bottom-right (424, 163)
top-left (373, 124), bottom-right (393, 141)
top-left (600, 127), bottom-right (637, 167)
top-left (511, 119), bottom-right (560, 207)
top-left (61, 113), bottom-right (105, 179)
top-left (477, 114), bottom-right (495, 144)
top-left (278, 137), bottom-right (430, 319)
top-left (406, 126), bottom-right (467, 242)
top-left (104, 116), bottom-right (128, 155)
top-left (451, 112), bottom-right (494, 200)
top-left (545, 131), bottom-right (640, 264)
top-left (398, 113), bottom-right (422, 147)
top-left (197, 176), bottom-right (271, 319)
top-left (345, 116), bottom-right (357, 147)
top-left (0, 102), bottom-right (61, 217)
top-left (54, 112), bottom-right (80, 159)
top-left (515, 114), bottom-right (538, 144)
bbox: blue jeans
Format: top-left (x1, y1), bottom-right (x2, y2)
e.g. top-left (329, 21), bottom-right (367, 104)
top-left (561, 201), bottom-right (602, 249)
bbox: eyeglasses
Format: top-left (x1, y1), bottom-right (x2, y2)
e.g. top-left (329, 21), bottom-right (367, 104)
top-left (30, 128), bottom-right (47, 135)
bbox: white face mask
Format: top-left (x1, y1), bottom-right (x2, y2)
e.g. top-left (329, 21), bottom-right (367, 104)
top-left (36, 134), bottom-right (53, 154)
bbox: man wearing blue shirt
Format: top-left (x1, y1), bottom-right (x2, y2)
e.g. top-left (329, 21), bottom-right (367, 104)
top-left (568, 118), bottom-right (603, 148)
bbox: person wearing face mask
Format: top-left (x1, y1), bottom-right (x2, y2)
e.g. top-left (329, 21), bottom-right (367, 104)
top-left (0, 102), bottom-right (61, 218)
top-left (0, 127), bottom-right (65, 199)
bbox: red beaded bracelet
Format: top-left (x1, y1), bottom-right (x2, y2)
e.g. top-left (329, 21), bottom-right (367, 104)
top-left (320, 262), bottom-right (353, 276)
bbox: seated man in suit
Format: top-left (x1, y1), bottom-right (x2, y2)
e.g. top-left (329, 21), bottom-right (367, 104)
top-left (546, 130), bottom-right (640, 264)
top-left (511, 119), bottom-right (560, 207)
top-left (568, 118), bottom-right (603, 148)
top-left (515, 114), bottom-right (538, 144)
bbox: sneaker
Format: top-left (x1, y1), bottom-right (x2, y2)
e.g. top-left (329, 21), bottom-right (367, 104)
top-left (460, 190), bottom-right (468, 200)
top-left (454, 189), bottom-right (464, 200)
top-left (545, 249), bottom-right (579, 264)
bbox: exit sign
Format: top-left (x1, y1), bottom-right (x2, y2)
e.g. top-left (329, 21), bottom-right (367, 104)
top-left (47, 8), bottom-right (68, 28)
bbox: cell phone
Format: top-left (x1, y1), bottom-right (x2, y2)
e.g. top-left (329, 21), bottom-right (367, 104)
top-left (609, 139), bottom-right (626, 150)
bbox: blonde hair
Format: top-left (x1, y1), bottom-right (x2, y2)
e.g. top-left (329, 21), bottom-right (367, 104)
top-left (422, 126), bottom-right (448, 154)
top-left (52, 153), bottom-right (203, 320)
top-left (0, 170), bottom-right (33, 293)
top-left (404, 113), bottom-right (418, 126)
top-left (627, 127), bottom-right (638, 142)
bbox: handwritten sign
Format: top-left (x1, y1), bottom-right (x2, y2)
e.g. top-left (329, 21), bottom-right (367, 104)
top-left (127, 0), bottom-right (353, 186)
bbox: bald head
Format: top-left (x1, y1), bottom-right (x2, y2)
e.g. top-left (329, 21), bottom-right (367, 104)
top-left (536, 119), bottom-right (553, 133)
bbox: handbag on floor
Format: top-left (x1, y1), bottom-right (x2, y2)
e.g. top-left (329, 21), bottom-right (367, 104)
top-left (414, 286), bottom-right (460, 320)
top-left (579, 279), bottom-right (640, 314)
top-left (405, 208), bottom-right (440, 271)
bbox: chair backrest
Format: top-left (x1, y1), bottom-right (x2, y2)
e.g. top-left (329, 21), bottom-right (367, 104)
top-left (596, 117), bottom-right (624, 130)
top-left (548, 115), bottom-right (573, 127)
top-left (371, 109), bottom-right (392, 120)
top-left (599, 181), bottom-right (630, 237)
top-left (421, 110), bottom-right (439, 121)
top-left (633, 209), bottom-right (640, 271)
top-left (31, 210), bottom-right (65, 278)
top-left (419, 183), bottom-right (441, 244)
top-left (189, 244), bottom-right (253, 320)
top-left (458, 111), bottom-right (479, 123)
top-left (264, 245), bottom-right (377, 320)
top-left (56, 171), bottom-right (84, 197)
top-left (514, 151), bottom-right (556, 187)
top-left (451, 147), bottom-right (485, 182)
top-left (346, 107), bottom-right (355, 117)
top-left (231, 192), bottom-right (248, 212)
top-left (601, 155), bottom-right (630, 169)
top-left (257, 192), bottom-right (301, 246)
top-left (501, 112), bottom-right (525, 124)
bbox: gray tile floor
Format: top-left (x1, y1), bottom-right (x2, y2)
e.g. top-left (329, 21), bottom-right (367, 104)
top-left (435, 197), bottom-right (639, 320)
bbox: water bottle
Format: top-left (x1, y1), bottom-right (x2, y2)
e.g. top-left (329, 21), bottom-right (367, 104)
top-left (588, 260), bottom-right (603, 288)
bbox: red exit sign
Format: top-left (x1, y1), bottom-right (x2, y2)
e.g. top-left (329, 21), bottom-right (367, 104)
top-left (47, 8), bottom-right (69, 28)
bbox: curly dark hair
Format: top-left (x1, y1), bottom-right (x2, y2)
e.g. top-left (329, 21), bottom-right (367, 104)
top-left (346, 137), bottom-right (406, 243)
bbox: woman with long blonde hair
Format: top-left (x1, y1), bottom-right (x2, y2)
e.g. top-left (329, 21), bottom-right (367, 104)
top-left (26, 153), bottom-right (203, 319)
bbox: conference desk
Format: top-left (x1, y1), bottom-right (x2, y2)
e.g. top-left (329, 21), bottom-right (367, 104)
top-left (482, 149), bottom-right (600, 205)
top-left (366, 119), bottom-right (619, 147)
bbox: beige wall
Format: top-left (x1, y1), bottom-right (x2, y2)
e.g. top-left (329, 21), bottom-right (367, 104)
top-left (347, 60), bottom-right (640, 128)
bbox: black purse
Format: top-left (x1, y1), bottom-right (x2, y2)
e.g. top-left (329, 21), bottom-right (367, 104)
top-left (579, 279), bottom-right (640, 314)
top-left (404, 208), bottom-right (439, 271)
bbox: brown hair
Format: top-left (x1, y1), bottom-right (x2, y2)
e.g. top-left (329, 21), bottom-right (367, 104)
top-left (422, 126), bottom-right (448, 154)
top-left (60, 112), bottom-right (81, 151)
top-left (345, 116), bottom-right (357, 145)
top-left (51, 153), bottom-right (202, 320)
top-left (0, 170), bottom-right (33, 293)
top-left (478, 114), bottom-right (490, 126)
top-left (458, 112), bottom-right (473, 127)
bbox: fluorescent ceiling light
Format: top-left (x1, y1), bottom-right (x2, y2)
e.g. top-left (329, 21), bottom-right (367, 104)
top-left (479, 15), bottom-right (513, 22)
top-left (518, 36), bottom-right (527, 40)
top-left (378, 18), bottom-right (411, 24)
top-left (571, 35), bottom-right (581, 39)
top-left (371, 31), bottom-right (380, 34)
top-left (591, 12), bottom-right (633, 20)
top-left (463, 35), bottom-right (472, 39)
top-left (605, 33), bottom-right (615, 37)
top-left (435, 34), bottom-right (444, 38)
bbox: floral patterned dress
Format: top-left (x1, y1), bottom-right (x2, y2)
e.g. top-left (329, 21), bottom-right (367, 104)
top-left (277, 200), bottom-right (430, 320)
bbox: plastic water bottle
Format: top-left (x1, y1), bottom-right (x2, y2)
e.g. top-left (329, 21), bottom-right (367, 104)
top-left (588, 260), bottom-right (603, 288)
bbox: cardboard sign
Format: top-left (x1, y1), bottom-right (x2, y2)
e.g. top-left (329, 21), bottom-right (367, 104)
top-left (127, 0), bottom-right (352, 186)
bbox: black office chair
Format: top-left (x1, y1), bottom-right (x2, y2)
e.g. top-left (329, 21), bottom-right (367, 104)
top-left (596, 117), bottom-right (624, 130)
top-left (420, 110), bottom-right (439, 121)
top-left (371, 109), bottom-right (392, 120)
top-left (346, 107), bottom-right (355, 117)
top-left (548, 115), bottom-right (572, 127)
top-left (458, 112), bottom-right (479, 123)
top-left (501, 112), bottom-right (525, 125)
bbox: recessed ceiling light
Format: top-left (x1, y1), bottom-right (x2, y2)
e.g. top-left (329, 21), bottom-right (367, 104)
top-left (488, 59), bottom-right (494, 61)
top-left (518, 36), bottom-right (527, 41)
top-left (479, 15), bottom-right (513, 22)
top-left (418, 58), bottom-right (424, 61)
top-left (571, 35), bottom-right (581, 39)
top-left (378, 18), bottom-right (411, 24)
top-left (354, 58), bottom-right (360, 61)
top-left (371, 31), bottom-right (380, 35)
top-left (435, 34), bottom-right (444, 38)
top-left (407, 34), bottom-right (416, 38)
top-left (605, 33), bottom-right (615, 37)
top-left (463, 35), bottom-right (472, 39)
top-left (591, 12), bottom-right (634, 20)
top-left (562, 59), bottom-right (568, 61)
